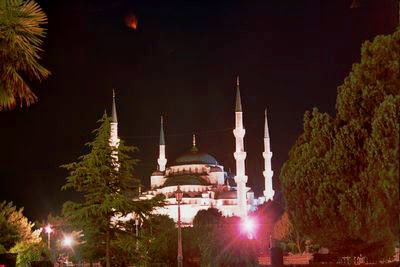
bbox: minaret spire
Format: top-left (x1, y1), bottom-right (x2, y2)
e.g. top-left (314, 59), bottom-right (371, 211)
top-left (263, 108), bottom-right (274, 201)
top-left (160, 116), bottom-right (165, 145)
top-left (235, 76), bottom-right (242, 112)
top-left (157, 116), bottom-right (167, 172)
top-left (109, 89), bottom-right (120, 148)
top-left (109, 90), bottom-right (120, 170)
top-left (111, 89), bottom-right (118, 123)
top-left (233, 76), bottom-right (248, 218)
top-left (264, 108), bottom-right (270, 139)
top-left (191, 133), bottom-right (198, 153)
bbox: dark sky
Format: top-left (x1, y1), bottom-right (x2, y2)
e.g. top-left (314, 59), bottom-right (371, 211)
top-left (0, 0), bottom-right (398, 221)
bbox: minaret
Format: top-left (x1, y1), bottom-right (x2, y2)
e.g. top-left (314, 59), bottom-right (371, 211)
top-left (157, 116), bottom-right (167, 172)
top-left (263, 109), bottom-right (274, 201)
top-left (233, 76), bottom-right (248, 217)
top-left (110, 89), bottom-right (120, 148)
top-left (191, 134), bottom-right (198, 152)
top-left (109, 90), bottom-right (120, 170)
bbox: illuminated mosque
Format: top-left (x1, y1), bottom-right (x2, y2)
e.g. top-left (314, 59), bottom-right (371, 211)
top-left (110, 77), bottom-right (275, 224)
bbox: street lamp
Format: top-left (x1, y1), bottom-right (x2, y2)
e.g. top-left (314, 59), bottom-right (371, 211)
top-left (175, 185), bottom-right (184, 267)
top-left (241, 216), bottom-right (256, 239)
top-left (135, 216), bottom-right (140, 251)
top-left (62, 235), bottom-right (74, 248)
top-left (44, 225), bottom-right (53, 249)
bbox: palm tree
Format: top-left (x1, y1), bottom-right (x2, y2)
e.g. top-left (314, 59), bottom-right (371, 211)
top-left (0, 0), bottom-right (50, 110)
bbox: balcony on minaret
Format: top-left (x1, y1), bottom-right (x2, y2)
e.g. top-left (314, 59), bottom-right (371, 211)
top-left (158, 157), bottom-right (167, 172)
top-left (263, 151), bottom-right (272, 160)
top-left (233, 128), bottom-right (245, 138)
top-left (234, 151), bottom-right (247, 161)
top-left (263, 170), bottom-right (273, 177)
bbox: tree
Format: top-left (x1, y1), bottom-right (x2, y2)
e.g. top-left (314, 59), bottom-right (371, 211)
top-left (0, 201), bottom-right (48, 266)
top-left (192, 209), bottom-right (258, 267)
top-left (252, 200), bottom-right (284, 253)
top-left (0, 210), bottom-right (19, 251)
top-left (10, 240), bottom-right (49, 267)
top-left (272, 211), bottom-right (305, 254)
top-left (141, 215), bottom-right (178, 266)
top-left (192, 208), bottom-right (223, 266)
top-left (0, 0), bottom-right (50, 110)
top-left (218, 216), bottom-right (259, 267)
top-left (62, 113), bottom-right (163, 267)
top-left (280, 29), bottom-right (400, 259)
top-left (0, 201), bottom-right (37, 250)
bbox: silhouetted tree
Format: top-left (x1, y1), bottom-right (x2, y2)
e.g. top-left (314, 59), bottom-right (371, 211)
top-left (62, 113), bottom-right (163, 267)
top-left (280, 29), bottom-right (400, 259)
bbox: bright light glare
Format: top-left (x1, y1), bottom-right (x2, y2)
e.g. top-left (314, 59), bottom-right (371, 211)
top-left (241, 217), bottom-right (257, 235)
top-left (62, 235), bottom-right (73, 247)
top-left (45, 225), bottom-right (52, 234)
top-left (241, 217), bottom-right (256, 239)
top-left (243, 217), bottom-right (254, 232)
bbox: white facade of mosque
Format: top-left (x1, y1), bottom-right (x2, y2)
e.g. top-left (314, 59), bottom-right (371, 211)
top-left (111, 78), bottom-right (275, 224)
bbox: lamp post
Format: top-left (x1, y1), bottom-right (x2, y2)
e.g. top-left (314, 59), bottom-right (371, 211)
top-left (135, 217), bottom-right (140, 251)
top-left (175, 185), bottom-right (184, 267)
top-left (61, 235), bottom-right (74, 267)
top-left (44, 225), bottom-right (53, 250)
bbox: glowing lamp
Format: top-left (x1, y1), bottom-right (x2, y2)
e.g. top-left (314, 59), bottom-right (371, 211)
top-left (241, 217), bottom-right (256, 239)
top-left (242, 217), bottom-right (255, 232)
top-left (175, 185), bottom-right (183, 202)
top-left (62, 235), bottom-right (73, 247)
top-left (45, 225), bottom-right (53, 234)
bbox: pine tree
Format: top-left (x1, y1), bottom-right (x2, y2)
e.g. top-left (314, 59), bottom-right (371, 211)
top-left (62, 113), bottom-right (163, 267)
top-left (280, 29), bottom-right (400, 259)
top-left (0, 201), bottom-right (37, 251)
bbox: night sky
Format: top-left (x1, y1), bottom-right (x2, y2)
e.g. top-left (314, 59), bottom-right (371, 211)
top-left (0, 0), bottom-right (398, 221)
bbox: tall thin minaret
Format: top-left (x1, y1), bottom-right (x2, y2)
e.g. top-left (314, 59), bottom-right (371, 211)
top-left (110, 89), bottom-right (120, 148)
top-left (233, 76), bottom-right (248, 218)
top-left (109, 90), bottom-right (120, 170)
top-left (263, 109), bottom-right (274, 201)
top-left (157, 116), bottom-right (167, 171)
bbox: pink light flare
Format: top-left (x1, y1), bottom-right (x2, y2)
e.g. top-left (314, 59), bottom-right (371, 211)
top-left (241, 216), bottom-right (256, 239)
top-left (45, 225), bottom-right (53, 234)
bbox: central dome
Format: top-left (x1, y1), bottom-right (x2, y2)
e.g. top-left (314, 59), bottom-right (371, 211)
top-left (174, 150), bottom-right (219, 165)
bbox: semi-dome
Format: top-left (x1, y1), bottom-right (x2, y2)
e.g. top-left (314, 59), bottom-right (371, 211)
top-left (174, 150), bottom-right (219, 165)
top-left (163, 174), bottom-right (210, 187)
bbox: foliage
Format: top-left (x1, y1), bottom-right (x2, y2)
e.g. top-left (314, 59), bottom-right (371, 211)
top-left (10, 240), bottom-right (49, 267)
top-left (0, 212), bottom-right (19, 250)
top-left (0, 201), bottom-right (48, 266)
top-left (192, 208), bottom-right (223, 266)
top-left (280, 29), bottom-right (400, 259)
top-left (61, 113), bottom-right (163, 267)
top-left (251, 200), bottom-right (284, 254)
top-left (192, 208), bottom-right (259, 267)
top-left (0, 201), bottom-right (37, 251)
top-left (272, 211), bottom-right (291, 241)
top-left (217, 216), bottom-right (259, 267)
top-left (141, 214), bottom-right (178, 266)
top-left (272, 211), bottom-right (306, 254)
top-left (0, 0), bottom-right (50, 110)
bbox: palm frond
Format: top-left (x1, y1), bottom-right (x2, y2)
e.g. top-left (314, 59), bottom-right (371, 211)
top-left (0, 0), bottom-right (50, 110)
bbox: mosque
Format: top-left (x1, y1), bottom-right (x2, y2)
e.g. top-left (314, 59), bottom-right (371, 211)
top-left (109, 77), bottom-right (275, 224)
